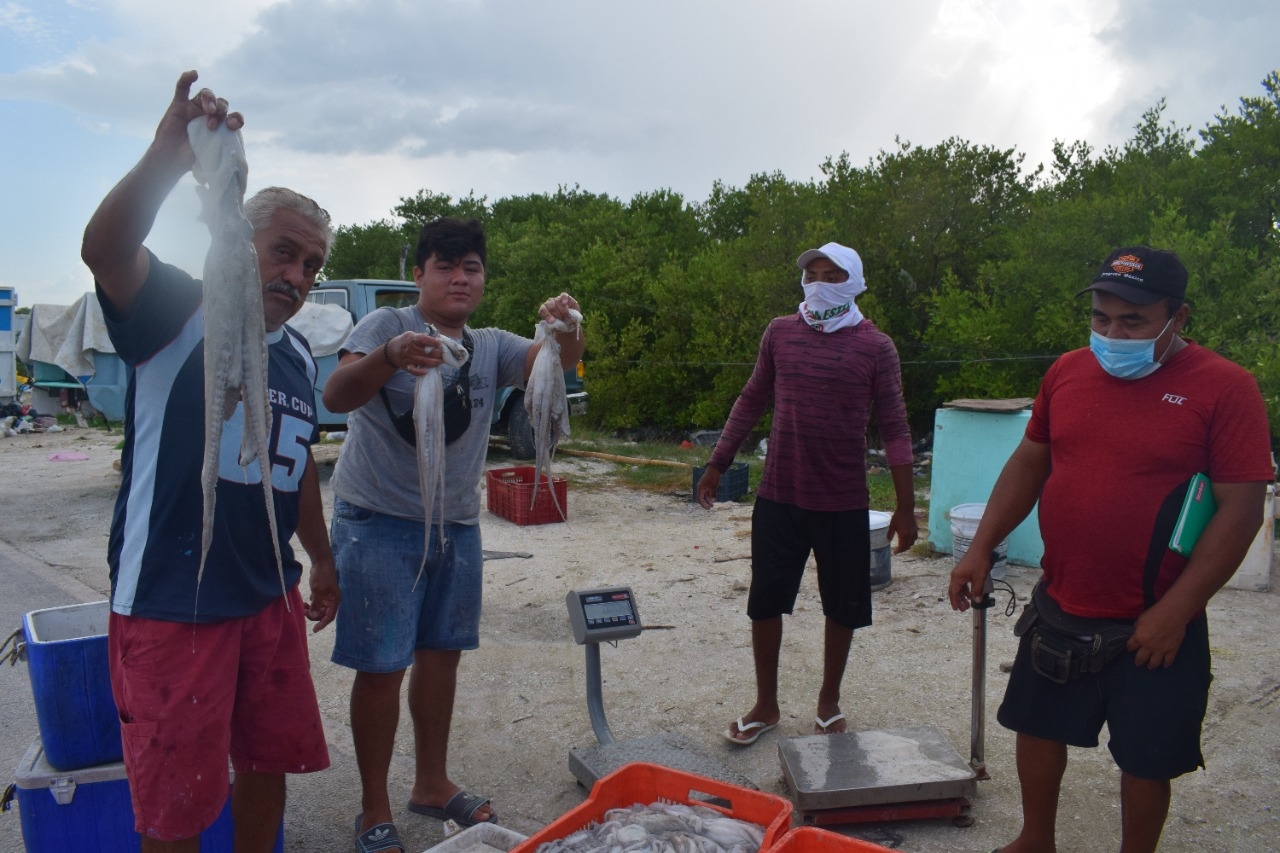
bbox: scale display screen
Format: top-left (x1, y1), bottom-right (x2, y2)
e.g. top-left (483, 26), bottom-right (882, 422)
top-left (567, 586), bottom-right (642, 644)
top-left (584, 598), bottom-right (633, 623)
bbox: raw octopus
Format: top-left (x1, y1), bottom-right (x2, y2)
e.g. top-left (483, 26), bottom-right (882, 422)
top-left (413, 333), bottom-right (471, 582)
top-left (536, 802), bottom-right (765, 853)
top-left (187, 119), bottom-right (284, 612)
top-left (524, 309), bottom-right (582, 520)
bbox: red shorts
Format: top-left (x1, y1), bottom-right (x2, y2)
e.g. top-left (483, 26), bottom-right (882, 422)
top-left (108, 587), bottom-right (330, 841)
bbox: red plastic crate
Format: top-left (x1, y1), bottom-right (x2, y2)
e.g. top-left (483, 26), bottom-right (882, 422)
top-left (486, 466), bottom-right (568, 526)
top-left (769, 827), bottom-right (897, 853)
top-left (511, 762), bottom-right (793, 853)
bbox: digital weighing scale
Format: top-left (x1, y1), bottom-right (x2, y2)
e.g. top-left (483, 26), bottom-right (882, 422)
top-left (777, 572), bottom-right (998, 826)
top-left (565, 586), bottom-right (756, 791)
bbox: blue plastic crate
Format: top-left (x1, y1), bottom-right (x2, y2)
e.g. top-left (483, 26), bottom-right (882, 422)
top-left (22, 601), bottom-right (122, 770)
top-left (691, 461), bottom-right (750, 502)
top-left (13, 738), bottom-right (283, 852)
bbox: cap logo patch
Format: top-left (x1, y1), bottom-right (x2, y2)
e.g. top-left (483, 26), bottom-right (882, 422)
top-left (1110, 255), bottom-right (1144, 275)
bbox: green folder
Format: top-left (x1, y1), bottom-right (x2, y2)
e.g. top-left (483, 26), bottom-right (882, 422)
top-left (1169, 473), bottom-right (1216, 557)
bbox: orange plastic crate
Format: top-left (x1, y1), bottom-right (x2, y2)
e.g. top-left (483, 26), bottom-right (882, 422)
top-left (769, 827), bottom-right (898, 853)
top-left (486, 466), bottom-right (568, 526)
top-left (511, 762), bottom-right (793, 853)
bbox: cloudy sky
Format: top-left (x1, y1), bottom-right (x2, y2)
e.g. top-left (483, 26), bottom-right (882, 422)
top-left (2, 0), bottom-right (1276, 307)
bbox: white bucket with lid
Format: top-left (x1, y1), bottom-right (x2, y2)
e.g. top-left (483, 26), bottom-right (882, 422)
top-left (949, 503), bottom-right (1007, 580)
top-left (869, 510), bottom-right (892, 591)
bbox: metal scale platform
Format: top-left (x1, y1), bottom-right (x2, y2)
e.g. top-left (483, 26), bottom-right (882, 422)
top-left (778, 574), bottom-right (997, 825)
top-left (564, 586), bottom-right (755, 791)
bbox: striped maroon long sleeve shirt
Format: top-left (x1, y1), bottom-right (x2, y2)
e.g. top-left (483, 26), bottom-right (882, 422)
top-left (707, 315), bottom-right (913, 512)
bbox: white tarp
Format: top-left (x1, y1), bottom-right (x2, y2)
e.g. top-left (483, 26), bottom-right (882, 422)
top-left (287, 300), bottom-right (353, 358)
top-left (17, 295), bottom-right (114, 379)
top-left (17, 295), bottom-right (354, 375)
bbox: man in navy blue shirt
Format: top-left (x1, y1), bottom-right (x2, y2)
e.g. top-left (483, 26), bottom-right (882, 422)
top-left (82, 70), bottom-right (338, 852)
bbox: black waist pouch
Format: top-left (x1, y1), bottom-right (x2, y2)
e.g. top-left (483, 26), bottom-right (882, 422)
top-left (1014, 582), bottom-right (1135, 684)
top-left (1014, 476), bottom-right (1192, 685)
top-left (378, 330), bottom-right (474, 447)
top-left (381, 374), bottom-right (470, 446)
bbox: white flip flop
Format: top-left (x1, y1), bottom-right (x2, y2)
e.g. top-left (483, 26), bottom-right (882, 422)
top-left (814, 712), bottom-right (847, 733)
top-left (722, 717), bottom-right (778, 746)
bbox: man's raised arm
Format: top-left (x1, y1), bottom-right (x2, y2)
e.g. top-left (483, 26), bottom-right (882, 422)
top-left (82, 70), bottom-right (243, 313)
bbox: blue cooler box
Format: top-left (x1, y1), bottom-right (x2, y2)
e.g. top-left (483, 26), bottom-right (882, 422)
top-left (13, 738), bottom-right (284, 852)
top-left (22, 600), bottom-right (122, 770)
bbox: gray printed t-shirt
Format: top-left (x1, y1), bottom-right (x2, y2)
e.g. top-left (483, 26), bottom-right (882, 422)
top-left (330, 306), bottom-right (533, 525)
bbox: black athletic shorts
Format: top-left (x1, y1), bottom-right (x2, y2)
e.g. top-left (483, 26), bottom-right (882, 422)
top-left (997, 612), bottom-right (1212, 780)
top-left (747, 496), bottom-right (872, 630)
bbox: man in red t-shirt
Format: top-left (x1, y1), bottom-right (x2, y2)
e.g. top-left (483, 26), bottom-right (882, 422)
top-left (949, 246), bottom-right (1273, 853)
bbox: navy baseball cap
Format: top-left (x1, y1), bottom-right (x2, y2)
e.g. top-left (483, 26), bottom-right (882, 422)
top-left (1078, 246), bottom-right (1188, 305)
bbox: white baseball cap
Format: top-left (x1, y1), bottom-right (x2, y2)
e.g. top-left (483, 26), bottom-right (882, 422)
top-left (796, 242), bottom-right (865, 288)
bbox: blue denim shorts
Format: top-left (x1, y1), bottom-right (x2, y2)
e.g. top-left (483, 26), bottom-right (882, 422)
top-left (330, 498), bottom-right (483, 672)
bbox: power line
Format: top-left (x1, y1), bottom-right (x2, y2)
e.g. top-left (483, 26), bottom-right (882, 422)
top-left (613, 354), bottom-right (1060, 367)
top-left (901, 355), bottom-right (1060, 365)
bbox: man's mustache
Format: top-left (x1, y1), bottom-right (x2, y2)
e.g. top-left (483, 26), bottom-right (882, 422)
top-left (266, 279), bottom-right (301, 303)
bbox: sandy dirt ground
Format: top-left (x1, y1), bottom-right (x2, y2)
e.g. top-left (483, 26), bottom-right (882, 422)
top-left (1, 425), bottom-right (1278, 852)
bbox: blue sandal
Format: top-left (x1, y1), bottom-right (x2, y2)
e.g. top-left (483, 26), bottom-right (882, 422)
top-left (353, 813), bottom-right (405, 853)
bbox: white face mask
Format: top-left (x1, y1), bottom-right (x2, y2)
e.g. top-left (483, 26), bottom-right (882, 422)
top-left (799, 277), bottom-right (865, 333)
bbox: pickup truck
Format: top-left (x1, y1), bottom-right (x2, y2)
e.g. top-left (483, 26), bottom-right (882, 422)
top-left (306, 279), bottom-right (586, 458)
top-left (303, 278), bottom-right (418, 430)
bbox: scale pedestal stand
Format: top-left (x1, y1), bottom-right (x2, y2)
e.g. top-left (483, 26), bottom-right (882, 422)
top-left (778, 575), bottom-right (997, 826)
top-left (565, 587), bottom-right (755, 791)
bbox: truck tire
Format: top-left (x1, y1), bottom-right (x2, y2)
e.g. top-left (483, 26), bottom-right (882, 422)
top-left (506, 392), bottom-right (536, 460)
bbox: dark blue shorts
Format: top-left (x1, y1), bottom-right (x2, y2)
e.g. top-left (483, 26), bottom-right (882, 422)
top-left (997, 613), bottom-right (1212, 780)
top-left (748, 496), bottom-right (871, 630)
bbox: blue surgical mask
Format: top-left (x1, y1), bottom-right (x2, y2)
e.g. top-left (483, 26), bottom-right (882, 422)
top-left (1089, 318), bottom-right (1174, 380)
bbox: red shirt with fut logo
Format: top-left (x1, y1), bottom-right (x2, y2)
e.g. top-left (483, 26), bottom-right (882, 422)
top-left (1027, 342), bottom-right (1273, 620)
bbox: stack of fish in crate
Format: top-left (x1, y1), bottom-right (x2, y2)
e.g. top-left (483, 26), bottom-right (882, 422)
top-left (473, 762), bottom-right (898, 853)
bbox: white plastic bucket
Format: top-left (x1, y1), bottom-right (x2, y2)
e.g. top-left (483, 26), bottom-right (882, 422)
top-left (869, 511), bottom-right (892, 591)
top-left (949, 503), bottom-right (1007, 580)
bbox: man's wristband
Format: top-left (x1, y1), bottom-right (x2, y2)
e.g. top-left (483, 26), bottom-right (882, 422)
top-left (382, 341), bottom-right (396, 369)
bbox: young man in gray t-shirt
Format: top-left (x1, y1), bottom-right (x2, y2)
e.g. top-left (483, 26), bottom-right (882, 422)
top-left (322, 217), bottom-right (584, 847)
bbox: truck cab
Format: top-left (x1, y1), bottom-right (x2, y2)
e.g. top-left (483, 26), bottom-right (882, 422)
top-left (304, 279), bottom-right (419, 431)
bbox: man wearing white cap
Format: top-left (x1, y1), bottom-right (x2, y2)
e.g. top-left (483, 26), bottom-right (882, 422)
top-left (697, 242), bottom-right (917, 745)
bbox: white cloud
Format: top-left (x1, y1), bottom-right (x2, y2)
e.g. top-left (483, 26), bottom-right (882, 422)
top-left (0, 3), bottom-right (47, 39)
top-left (1, 0), bottom-right (1277, 307)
